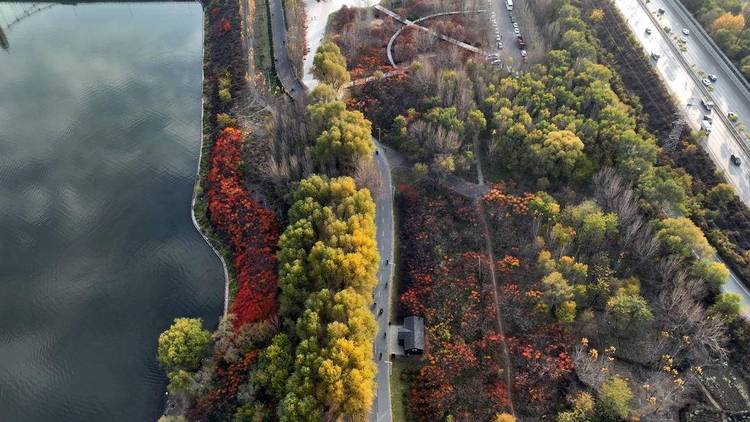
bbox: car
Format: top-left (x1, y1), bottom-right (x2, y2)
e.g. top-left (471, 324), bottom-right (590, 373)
top-left (701, 120), bottom-right (713, 133)
top-left (728, 111), bottom-right (738, 120)
top-left (731, 154), bottom-right (742, 166)
top-left (679, 36), bottom-right (688, 43)
top-left (658, 8), bottom-right (665, 14)
top-left (492, 59), bottom-right (503, 65)
top-left (498, 42), bottom-right (503, 49)
top-left (682, 28), bottom-right (690, 35)
top-left (664, 26), bottom-right (671, 33)
top-left (645, 28), bottom-right (652, 34)
top-left (701, 99), bottom-right (715, 110)
top-left (514, 28), bottom-right (520, 35)
top-left (521, 49), bottom-right (527, 57)
top-left (703, 114), bottom-right (713, 124)
top-left (651, 52), bottom-right (661, 61)
top-left (702, 78), bottom-right (712, 86)
top-left (708, 74), bottom-right (718, 82)
top-left (513, 22), bottom-right (519, 29)
top-left (496, 36), bottom-right (502, 42)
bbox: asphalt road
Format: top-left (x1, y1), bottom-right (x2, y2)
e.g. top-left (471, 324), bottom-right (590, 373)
top-left (370, 139), bottom-right (395, 422)
top-left (613, 0), bottom-right (750, 315)
top-left (484, 0), bottom-right (523, 65)
top-left (268, 0), bottom-right (306, 102)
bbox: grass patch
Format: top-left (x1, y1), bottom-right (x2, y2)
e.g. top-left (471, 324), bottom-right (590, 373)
top-left (390, 358), bottom-right (420, 422)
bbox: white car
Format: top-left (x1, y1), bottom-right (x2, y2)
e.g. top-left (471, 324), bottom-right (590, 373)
top-left (708, 74), bottom-right (718, 82)
top-left (682, 28), bottom-right (690, 35)
top-left (679, 36), bottom-right (688, 43)
top-left (645, 28), bottom-right (652, 34)
top-left (514, 28), bottom-right (520, 35)
top-left (701, 119), bottom-right (712, 133)
top-left (513, 23), bottom-right (519, 28)
top-left (702, 78), bottom-right (711, 87)
top-left (498, 42), bottom-right (503, 49)
top-left (521, 50), bottom-right (527, 57)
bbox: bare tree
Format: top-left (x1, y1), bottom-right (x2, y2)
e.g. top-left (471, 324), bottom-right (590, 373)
top-left (354, 156), bottom-right (381, 197)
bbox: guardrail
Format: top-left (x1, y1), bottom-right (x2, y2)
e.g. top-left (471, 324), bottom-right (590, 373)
top-left (635, 0), bottom-right (750, 159)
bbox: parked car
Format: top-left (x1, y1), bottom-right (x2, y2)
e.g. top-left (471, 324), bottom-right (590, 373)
top-left (514, 28), bottom-right (520, 35)
top-left (701, 119), bottom-right (713, 133)
top-left (702, 78), bottom-right (712, 87)
top-left (664, 26), bottom-right (671, 33)
top-left (513, 22), bottom-right (519, 29)
top-left (728, 111), bottom-right (738, 121)
top-left (645, 27), bottom-right (652, 34)
top-left (701, 99), bottom-right (715, 110)
top-left (682, 28), bottom-right (690, 35)
top-left (651, 52), bottom-right (661, 61)
top-left (498, 41), bottom-right (503, 49)
top-left (731, 154), bottom-right (742, 166)
top-left (679, 36), bottom-right (688, 43)
top-left (521, 49), bottom-right (527, 57)
top-left (708, 74), bottom-right (718, 82)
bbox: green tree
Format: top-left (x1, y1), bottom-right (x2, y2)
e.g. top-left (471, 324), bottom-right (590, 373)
top-left (532, 130), bottom-right (585, 181)
top-left (709, 292), bottom-right (742, 324)
top-left (557, 392), bottom-right (594, 422)
top-left (157, 318), bottom-right (211, 373)
top-left (656, 217), bottom-right (715, 259)
top-left (606, 292), bottom-right (653, 333)
top-left (706, 183), bottom-right (736, 208)
top-left (637, 165), bottom-right (694, 215)
top-left (312, 108), bottom-right (374, 174)
top-left (312, 41), bottom-right (350, 88)
top-left (691, 259), bottom-right (729, 293)
top-left (309, 83), bottom-right (338, 104)
top-left (596, 376), bottom-right (632, 421)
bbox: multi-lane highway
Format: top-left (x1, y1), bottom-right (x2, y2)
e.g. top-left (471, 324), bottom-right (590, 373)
top-left (613, 0), bottom-right (750, 206)
top-left (613, 0), bottom-right (750, 315)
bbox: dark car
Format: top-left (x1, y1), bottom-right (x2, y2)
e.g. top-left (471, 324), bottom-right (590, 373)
top-left (658, 8), bottom-right (665, 14)
top-left (731, 154), bottom-right (742, 166)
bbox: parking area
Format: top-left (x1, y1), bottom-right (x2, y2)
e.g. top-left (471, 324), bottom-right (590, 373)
top-left (483, 0), bottom-right (527, 68)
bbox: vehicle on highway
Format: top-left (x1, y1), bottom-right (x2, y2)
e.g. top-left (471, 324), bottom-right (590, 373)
top-left (521, 49), bottom-right (527, 57)
top-left (645, 27), bottom-right (652, 34)
top-left (709, 74), bottom-right (718, 82)
top-left (728, 111), bottom-right (738, 121)
top-left (514, 27), bottom-right (520, 35)
top-left (517, 35), bottom-right (526, 48)
top-left (682, 28), bottom-right (690, 35)
top-left (658, 8), bottom-right (665, 15)
top-left (513, 22), bottom-right (519, 29)
top-left (702, 78), bottom-right (711, 86)
top-left (664, 26), bottom-right (671, 33)
top-left (506, 0), bottom-right (513, 11)
top-left (701, 119), bottom-right (713, 134)
top-left (701, 99), bottom-right (715, 110)
top-left (679, 36), bottom-right (688, 43)
top-left (498, 42), bottom-right (503, 49)
top-left (651, 52), bottom-right (661, 61)
top-left (731, 154), bottom-right (742, 166)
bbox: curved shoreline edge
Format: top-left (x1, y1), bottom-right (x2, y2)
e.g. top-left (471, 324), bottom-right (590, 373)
top-left (190, 9), bottom-right (231, 316)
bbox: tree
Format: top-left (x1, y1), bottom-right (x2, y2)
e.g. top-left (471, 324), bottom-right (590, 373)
top-left (312, 108), bottom-right (374, 174)
top-left (157, 318), bottom-right (211, 373)
top-left (706, 183), bottom-right (736, 208)
top-left (532, 130), bottom-right (585, 180)
top-left (308, 83), bottom-right (338, 104)
top-left (709, 292), bottom-right (741, 324)
top-left (596, 376), bottom-right (632, 421)
top-left (312, 41), bottom-right (351, 88)
top-left (606, 292), bottom-right (653, 333)
top-left (656, 217), bottom-right (715, 259)
top-left (494, 412), bottom-right (516, 422)
top-left (637, 165), bottom-right (693, 215)
top-left (712, 12), bottom-right (745, 35)
top-left (691, 259), bottom-right (729, 293)
top-left (557, 392), bottom-right (594, 422)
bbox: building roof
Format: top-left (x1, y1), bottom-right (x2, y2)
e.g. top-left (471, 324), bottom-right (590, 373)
top-left (398, 316), bottom-right (425, 351)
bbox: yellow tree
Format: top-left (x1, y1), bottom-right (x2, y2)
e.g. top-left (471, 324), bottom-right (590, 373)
top-left (712, 13), bottom-right (745, 35)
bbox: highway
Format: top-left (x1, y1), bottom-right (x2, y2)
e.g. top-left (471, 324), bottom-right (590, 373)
top-left (612, 0), bottom-right (750, 316)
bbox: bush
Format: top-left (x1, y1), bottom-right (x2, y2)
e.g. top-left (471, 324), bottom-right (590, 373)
top-left (595, 376), bottom-right (632, 421)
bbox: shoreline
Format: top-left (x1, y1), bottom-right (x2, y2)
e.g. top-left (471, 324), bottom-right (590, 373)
top-left (190, 8), bottom-right (231, 316)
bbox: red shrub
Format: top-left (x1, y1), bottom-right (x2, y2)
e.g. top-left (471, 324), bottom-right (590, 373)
top-left (207, 127), bottom-right (280, 328)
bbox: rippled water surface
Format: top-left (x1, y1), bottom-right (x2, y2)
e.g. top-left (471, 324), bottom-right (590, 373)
top-left (0, 3), bottom-right (223, 420)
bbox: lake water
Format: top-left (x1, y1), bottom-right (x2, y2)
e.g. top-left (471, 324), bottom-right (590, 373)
top-left (0, 3), bottom-right (223, 420)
